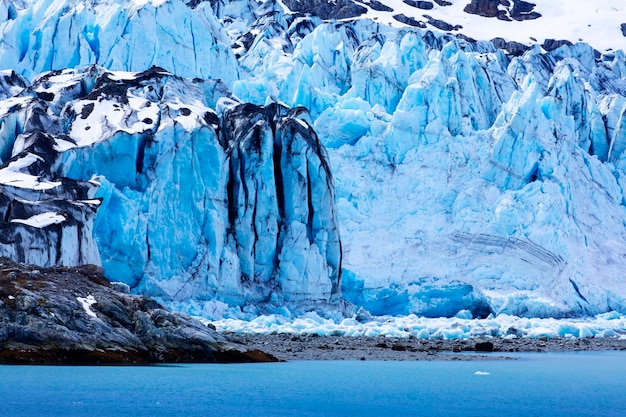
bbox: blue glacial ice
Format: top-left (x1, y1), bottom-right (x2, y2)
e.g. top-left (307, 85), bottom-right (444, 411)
top-left (228, 4), bottom-right (626, 319)
top-left (0, 0), bottom-right (239, 85)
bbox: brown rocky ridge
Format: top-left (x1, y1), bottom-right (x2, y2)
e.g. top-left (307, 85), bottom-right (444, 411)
top-left (0, 258), bottom-right (277, 364)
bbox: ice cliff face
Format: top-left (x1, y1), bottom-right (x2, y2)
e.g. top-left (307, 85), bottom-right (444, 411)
top-left (2, 0), bottom-right (626, 319)
top-left (0, 65), bottom-right (342, 315)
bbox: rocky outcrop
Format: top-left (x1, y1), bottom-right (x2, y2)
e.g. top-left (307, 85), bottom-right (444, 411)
top-left (509, 0), bottom-right (541, 21)
top-left (0, 258), bottom-right (277, 364)
top-left (541, 39), bottom-right (573, 52)
top-left (424, 15), bottom-right (462, 31)
top-left (463, 0), bottom-right (501, 18)
top-left (464, 0), bottom-right (540, 21)
top-left (403, 0), bottom-right (434, 10)
top-left (491, 37), bottom-right (531, 56)
top-left (282, 0), bottom-right (367, 20)
top-left (369, 1), bottom-right (393, 12)
top-left (393, 14), bottom-right (427, 28)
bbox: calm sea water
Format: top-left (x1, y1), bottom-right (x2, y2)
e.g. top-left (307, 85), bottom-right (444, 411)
top-left (1, 351), bottom-right (625, 417)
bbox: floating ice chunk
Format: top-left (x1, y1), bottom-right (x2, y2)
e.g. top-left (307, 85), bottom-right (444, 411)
top-left (578, 326), bottom-right (596, 338)
top-left (475, 371), bottom-right (491, 376)
top-left (596, 311), bottom-right (622, 320)
top-left (415, 328), bottom-right (431, 339)
top-left (77, 295), bottom-right (97, 319)
top-left (455, 310), bottom-right (473, 319)
top-left (432, 327), bottom-right (467, 340)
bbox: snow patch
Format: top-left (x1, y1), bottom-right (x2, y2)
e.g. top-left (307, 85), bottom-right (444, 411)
top-left (65, 96), bottom-right (159, 149)
top-left (11, 212), bottom-right (66, 228)
top-left (77, 295), bottom-right (98, 319)
top-left (0, 154), bottom-right (62, 190)
top-left (360, 0), bottom-right (626, 52)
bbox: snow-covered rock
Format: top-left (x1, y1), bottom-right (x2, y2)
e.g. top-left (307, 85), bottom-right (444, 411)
top-left (0, 75), bottom-right (102, 267)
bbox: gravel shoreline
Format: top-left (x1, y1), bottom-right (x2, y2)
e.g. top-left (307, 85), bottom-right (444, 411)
top-left (227, 333), bottom-right (626, 361)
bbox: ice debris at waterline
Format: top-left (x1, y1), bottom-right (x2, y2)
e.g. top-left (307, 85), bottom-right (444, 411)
top-left (210, 312), bottom-right (626, 340)
top-left (2, 0), bottom-right (626, 319)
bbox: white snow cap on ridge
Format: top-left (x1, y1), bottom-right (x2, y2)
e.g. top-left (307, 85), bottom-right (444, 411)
top-left (361, 0), bottom-right (626, 52)
top-left (0, 154), bottom-right (61, 190)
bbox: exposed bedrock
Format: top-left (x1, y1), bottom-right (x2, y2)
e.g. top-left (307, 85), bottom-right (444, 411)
top-left (0, 258), bottom-right (277, 364)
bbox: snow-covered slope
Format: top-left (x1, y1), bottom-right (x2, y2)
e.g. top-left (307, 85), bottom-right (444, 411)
top-left (352, 0), bottom-right (626, 53)
top-left (1, 0), bottom-right (626, 319)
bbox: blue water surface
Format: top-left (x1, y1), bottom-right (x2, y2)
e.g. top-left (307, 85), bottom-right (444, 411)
top-left (1, 351), bottom-right (625, 417)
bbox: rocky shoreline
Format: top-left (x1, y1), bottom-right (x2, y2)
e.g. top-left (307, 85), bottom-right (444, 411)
top-left (0, 258), bottom-right (277, 365)
top-left (228, 333), bottom-right (626, 361)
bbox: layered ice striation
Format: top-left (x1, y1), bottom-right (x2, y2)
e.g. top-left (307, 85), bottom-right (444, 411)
top-left (0, 65), bottom-right (342, 315)
top-left (2, 0), bottom-right (626, 319)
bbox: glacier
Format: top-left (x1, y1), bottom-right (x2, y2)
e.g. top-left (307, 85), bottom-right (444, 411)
top-left (0, 65), bottom-right (342, 316)
top-left (1, 0), bottom-right (626, 321)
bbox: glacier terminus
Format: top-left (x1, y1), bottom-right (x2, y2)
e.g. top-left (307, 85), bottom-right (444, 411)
top-left (1, 0), bottom-right (626, 321)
